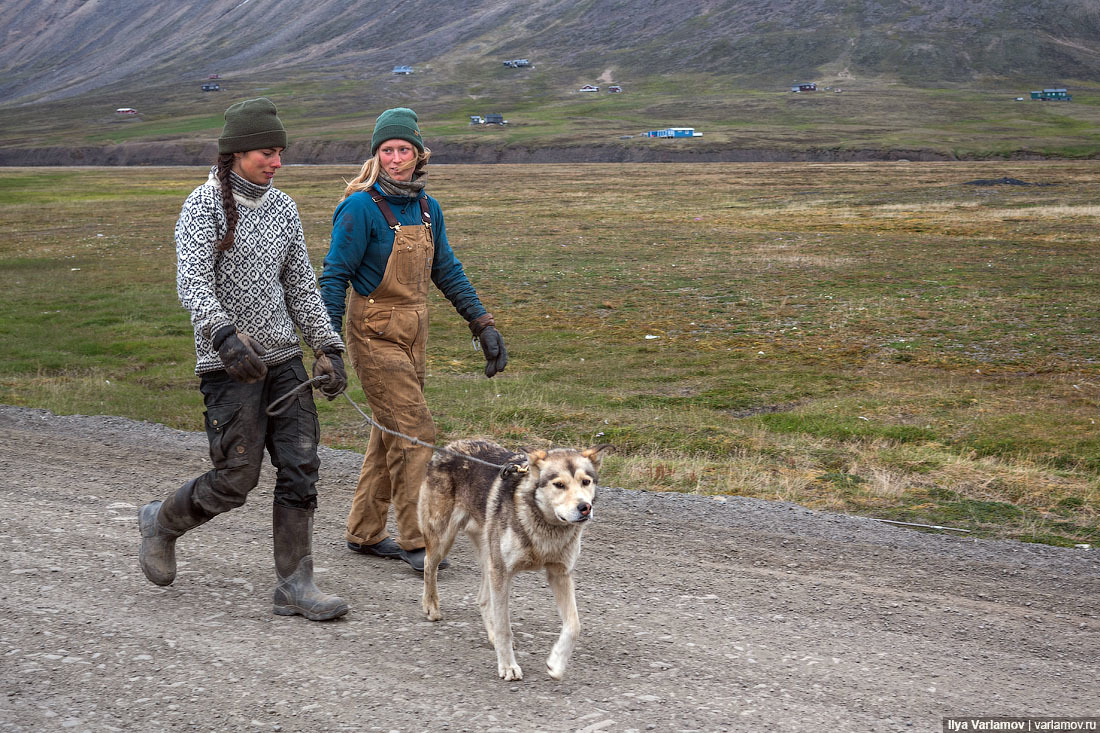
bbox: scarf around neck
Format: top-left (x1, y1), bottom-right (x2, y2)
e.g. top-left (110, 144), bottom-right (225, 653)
top-left (377, 170), bottom-right (426, 198)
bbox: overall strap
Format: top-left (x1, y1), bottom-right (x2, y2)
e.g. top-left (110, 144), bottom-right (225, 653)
top-left (369, 191), bottom-right (401, 231)
top-left (418, 197), bottom-right (432, 243)
top-left (368, 192), bottom-right (433, 233)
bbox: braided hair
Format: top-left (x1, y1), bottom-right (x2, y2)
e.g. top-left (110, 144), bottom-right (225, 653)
top-left (214, 153), bottom-right (239, 251)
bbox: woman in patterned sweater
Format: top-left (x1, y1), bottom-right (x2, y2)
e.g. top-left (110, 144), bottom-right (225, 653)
top-left (138, 98), bottom-right (350, 621)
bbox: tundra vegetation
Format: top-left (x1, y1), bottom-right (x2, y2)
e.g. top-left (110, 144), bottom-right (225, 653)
top-left (0, 162), bottom-right (1096, 546)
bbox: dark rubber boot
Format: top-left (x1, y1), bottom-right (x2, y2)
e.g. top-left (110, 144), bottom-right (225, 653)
top-left (138, 479), bottom-right (210, 586)
top-left (273, 504), bottom-right (349, 621)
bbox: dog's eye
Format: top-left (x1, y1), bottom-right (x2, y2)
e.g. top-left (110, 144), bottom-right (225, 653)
top-left (552, 480), bottom-right (565, 489)
top-left (581, 478), bottom-right (592, 487)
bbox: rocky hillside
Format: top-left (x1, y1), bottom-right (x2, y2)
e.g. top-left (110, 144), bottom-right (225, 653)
top-left (3, 0), bottom-right (1100, 104)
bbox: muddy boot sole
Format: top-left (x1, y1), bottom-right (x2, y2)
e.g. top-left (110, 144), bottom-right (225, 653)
top-left (273, 598), bottom-right (350, 621)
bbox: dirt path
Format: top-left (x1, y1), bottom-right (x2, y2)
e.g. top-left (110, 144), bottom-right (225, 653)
top-left (1, 405), bottom-right (1097, 732)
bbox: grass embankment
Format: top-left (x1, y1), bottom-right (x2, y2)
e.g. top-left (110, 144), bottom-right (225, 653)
top-left (4, 74), bottom-right (1100, 157)
top-left (0, 162), bottom-right (1097, 546)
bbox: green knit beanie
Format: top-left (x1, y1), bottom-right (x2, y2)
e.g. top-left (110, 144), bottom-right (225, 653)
top-left (218, 97), bottom-right (287, 154)
top-left (371, 107), bottom-right (423, 155)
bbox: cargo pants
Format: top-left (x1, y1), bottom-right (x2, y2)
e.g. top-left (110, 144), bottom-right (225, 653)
top-left (168, 357), bottom-right (322, 525)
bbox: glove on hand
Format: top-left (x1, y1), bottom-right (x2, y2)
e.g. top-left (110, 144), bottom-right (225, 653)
top-left (469, 314), bottom-right (508, 379)
top-left (213, 325), bottom-right (267, 383)
top-left (313, 348), bottom-right (347, 400)
top-left (477, 326), bottom-right (508, 378)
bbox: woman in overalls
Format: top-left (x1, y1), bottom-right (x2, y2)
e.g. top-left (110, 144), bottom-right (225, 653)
top-left (319, 107), bottom-right (507, 571)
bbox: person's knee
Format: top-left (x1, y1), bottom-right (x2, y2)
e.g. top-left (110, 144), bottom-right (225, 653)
top-left (275, 495), bottom-right (317, 511)
top-left (199, 464), bottom-right (262, 513)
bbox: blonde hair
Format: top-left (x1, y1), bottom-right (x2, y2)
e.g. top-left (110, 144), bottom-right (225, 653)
top-left (342, 146), bottom-right (431, 200)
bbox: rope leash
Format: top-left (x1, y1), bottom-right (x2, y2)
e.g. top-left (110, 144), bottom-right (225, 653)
top-left (265, 375), bottom-right (330, 417)
top-left (266, 377), bottom-right (526, 475)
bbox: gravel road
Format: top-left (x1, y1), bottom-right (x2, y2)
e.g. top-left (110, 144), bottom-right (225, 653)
top-left (1, 405), bottom-right (1097, 732)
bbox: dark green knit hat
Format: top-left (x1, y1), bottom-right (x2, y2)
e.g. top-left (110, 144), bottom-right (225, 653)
top-left (371, 107), bottom-right (423, 155)
top-left (218, 97), bottom-right (287, 154)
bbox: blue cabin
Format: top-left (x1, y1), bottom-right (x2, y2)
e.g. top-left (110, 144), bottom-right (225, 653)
top-left (392, 65), bottom-right (414, 75)
top-left (1030, 88), bottom-right (1071, 101)
top-left (643, 127), bottom-right (702, 138)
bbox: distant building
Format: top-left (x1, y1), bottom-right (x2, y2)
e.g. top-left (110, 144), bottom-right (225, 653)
top-left (469, 115), bottom-right (484, 125)
top-left (791, 82), bottom-right (817, 92)
top-left (393, 65), bottom-right (414, 75)
top-left (607, 85), bottom-right (623, 93)
top-left (1030, 88), bottom-right (1071, 101)
top-left (115, 108), bottom-right (138, 115)
top-left (503, 59), bottom-right (531, 68)
top-left (579, 84), bottom-right (599, 92)
top-left (201, 83), bottom-right (220, 92)
top-left (484, 113), bottom-right (507, 125)
top-left (642, 127), bottom-right (701, 138)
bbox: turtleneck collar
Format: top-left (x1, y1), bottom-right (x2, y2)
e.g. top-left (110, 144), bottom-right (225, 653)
top-left (228, 169), bottom-right (272, 201)
top-left (205, 165), bottom-right (273, 209)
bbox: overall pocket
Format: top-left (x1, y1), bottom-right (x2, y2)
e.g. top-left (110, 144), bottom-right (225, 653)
top-left (394, 237), bottom-right (432, 285)
top-left (361, 307), bottom-right (393, 336)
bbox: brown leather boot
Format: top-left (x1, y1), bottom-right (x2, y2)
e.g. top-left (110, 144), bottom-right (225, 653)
top-left (272, 504), bottom-right (349, 621)
top-left (138, 479), bottom-right (210, 586)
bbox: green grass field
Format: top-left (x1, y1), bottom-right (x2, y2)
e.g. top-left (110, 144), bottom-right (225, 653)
top-left (1, 162), bottom-right (1097, 546)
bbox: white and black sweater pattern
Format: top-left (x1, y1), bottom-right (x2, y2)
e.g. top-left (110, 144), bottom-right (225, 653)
top-left (175, 169), bottom-right (344, 374)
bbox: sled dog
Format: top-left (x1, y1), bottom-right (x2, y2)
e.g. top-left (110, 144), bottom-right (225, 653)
top-left (419, 439), bottom-right (611, 681)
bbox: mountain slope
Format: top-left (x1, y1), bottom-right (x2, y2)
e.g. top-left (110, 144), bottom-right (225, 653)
top-left (2, 0), bottom-right (1100, 162)
top-left (3, 0), bottom-right (1100, 105)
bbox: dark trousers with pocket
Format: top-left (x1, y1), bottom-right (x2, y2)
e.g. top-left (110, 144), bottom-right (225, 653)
top-left (179, 357), bottom-right (322, 523)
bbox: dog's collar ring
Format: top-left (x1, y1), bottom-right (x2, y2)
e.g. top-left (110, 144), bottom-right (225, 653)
top-left (500, 462), bottom-right (530, 478)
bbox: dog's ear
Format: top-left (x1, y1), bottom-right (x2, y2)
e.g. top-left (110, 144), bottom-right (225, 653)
top-left (581, 443), bottom-right (615, 470)
top-left (525, 449), bottom-right (549, 467)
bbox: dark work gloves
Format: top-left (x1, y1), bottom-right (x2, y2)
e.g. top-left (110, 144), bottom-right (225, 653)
top-left (478, 326), bottom-right (508, 378)
top-left (212, 324), bottom-right (267, 383)
top-left (312, 348), bottom-right (347, 400)
top-left (469, 314), bottom-right (508, 378)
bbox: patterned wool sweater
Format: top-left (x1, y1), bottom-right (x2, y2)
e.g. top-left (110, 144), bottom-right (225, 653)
top-left (175, 169), bottom-right (344, 375)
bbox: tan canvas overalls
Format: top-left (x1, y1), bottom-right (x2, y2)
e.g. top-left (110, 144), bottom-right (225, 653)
top-left (345, 193), bottom-right (435, 551)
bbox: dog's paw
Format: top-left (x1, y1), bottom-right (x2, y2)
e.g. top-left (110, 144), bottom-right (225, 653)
top-left (422, 595), bottom-right (442, 621)
top-left (498, 662), bottom-right (523, 681)
top-left (546, 659), bottom-right (567, 680)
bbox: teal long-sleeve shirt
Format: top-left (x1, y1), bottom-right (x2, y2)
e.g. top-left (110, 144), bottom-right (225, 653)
top-left (319, 186), bottom-right (488, 335)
